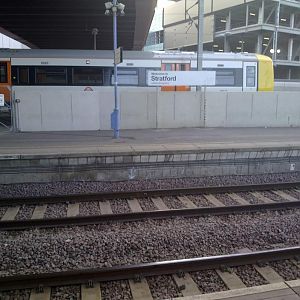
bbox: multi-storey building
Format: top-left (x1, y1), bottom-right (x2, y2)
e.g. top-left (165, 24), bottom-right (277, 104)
top-left (163, 0), bottom-right (300, 79)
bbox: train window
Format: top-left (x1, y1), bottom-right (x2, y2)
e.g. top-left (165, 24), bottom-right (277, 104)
top-left (36, 67), bottom-right (67, 85)
top-left (179, 64), bottom-right (186, 71)
top-left (216, 69), bottom-right (235, 86)
top-left (19, 68), bottom-right (29, 84)
top-left (73, 67), bottom-right (103, 85)
top-left (111, 69), bottom-right (138, 85)
top-left (164, 64), bottom-right (173, 71)
top-left (0, 62), bottom-right (7, 83)
top-left (246, 66), bottom-right (256, 87)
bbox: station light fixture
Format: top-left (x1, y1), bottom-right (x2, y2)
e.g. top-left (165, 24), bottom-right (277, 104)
top-left (270, 48), bottom-right (281, 54)
top-left (105, 1), bottom-right (125, 16)
top-left (264, 37), bottom-right (270, 40)
top-left (213, 44), bottom-right (219, 48)
top-left (249, 12), bottom-right (256, 16)
top-left (280, 18), bottom-right (287, 22)
top-left (220, 19), bottom-right (227, 23)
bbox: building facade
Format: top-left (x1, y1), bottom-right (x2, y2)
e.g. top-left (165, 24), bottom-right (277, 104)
top-left (144, 4), bottom-right (165, 51)
top-left (163, 0), bottom-right (300, 79)
top-left (0, 33), bottom-right (29, 49)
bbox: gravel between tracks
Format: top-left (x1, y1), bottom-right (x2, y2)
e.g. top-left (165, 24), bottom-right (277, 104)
top-left (189, 195), bottom-right (214, 207)
top-left (0, 206), bottom-right (8, 219)
top-left (269, 260), bottom-right (300, 281)
top-left (161, 196), bottom-right (185, 209)
top-left (44, 204), bottom-right (67, 219)
top-left (261, 191), bottom-right (287, 202)
top-left (0, 173), bottom-right (299, 199)
top-left (231, 265), bottom-right (268, 287)
top-left (282, 189), bottom-right (300, 200)
top-left (236, 192), bottom-right (262, 204)
top-left (79, 201), bottom-right (101, 216)
top-left (110, 199), bottom-right (131, 214)
top-left (15, 205), bottom-right (35, 220)
top-left (190, 270), bottom-right (228, 293)
top-left (147, 275), bottom-right (182, 299)
top-left (50, 285), bottom-right (80, 300)
top-left (214, 194), bottom-right (238, 206)
top-left (100, 280), bottom-right (132, 300)
top-left (0, 289), bottom-right (30, 300)
top-left (138, 198), bottom-right (158, 211)
top-left (0, 209), bottom-right (299, 277)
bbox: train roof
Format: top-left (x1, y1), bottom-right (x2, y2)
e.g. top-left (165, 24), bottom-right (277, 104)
top-left (0, 49), bottom-right (259, 62)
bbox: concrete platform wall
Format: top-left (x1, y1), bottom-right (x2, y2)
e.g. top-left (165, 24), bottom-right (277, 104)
top-left (13, 87), bottom-right (300, 131)
top-left (1, 147), bottom-right (299, 184)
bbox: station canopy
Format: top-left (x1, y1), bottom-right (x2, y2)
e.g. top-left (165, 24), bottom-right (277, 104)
top-left (0, 0), bottom-right (157, 50)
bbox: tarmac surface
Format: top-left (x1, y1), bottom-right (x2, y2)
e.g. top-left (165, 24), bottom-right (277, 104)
top-left (0, 127), bottom-right (299, 156)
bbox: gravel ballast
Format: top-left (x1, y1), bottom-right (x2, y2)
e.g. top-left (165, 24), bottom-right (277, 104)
top-left (0, 209), bottom-right (299, 277)
top-left (190, 270), bottom-right (228, 293)
top-left (50, 285), bottom-right (80, 300)
top-left (15, 205), bottom-right (35, 220)
top-left (100, 280), bottom-right (132, 300)
top-left (147, 275), bottom-right (182, 299)
top-left (0, 173), bottom-right (299, 199)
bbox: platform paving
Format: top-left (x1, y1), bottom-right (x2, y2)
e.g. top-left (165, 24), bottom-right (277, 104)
top-left (172, 281), bottom-right (300, 300)
top-left (1, 128), bottom-right (299, 184)
top-left (0, 127), bottom-right (300, 156)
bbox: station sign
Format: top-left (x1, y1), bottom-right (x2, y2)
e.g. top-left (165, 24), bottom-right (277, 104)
top-left (147, 71), bottom-right (216, 86)
top-left (0, 94), bottom-right (4, 106)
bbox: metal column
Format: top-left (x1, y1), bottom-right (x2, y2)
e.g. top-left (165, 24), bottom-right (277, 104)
top-left (112, 0), bottom-right (120, 138)
top-left (197, 0), bottom-right (204, 91)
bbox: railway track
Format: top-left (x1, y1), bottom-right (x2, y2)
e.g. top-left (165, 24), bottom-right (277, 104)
top-left (0, 182), bottom-right (299, 230)
top-left (1, 247), bottom-right (299, 296)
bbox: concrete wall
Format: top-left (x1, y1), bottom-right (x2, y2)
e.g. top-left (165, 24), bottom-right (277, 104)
top-left (13, 86), bottom-right (300, 131)
top-left (205, 92), bottom-right (300, 127)
top-left (1, 146), bottom-right (299, 184)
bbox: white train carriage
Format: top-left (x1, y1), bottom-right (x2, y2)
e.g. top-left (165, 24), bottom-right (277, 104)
top-left (0, 49), bottom-right (274, 107)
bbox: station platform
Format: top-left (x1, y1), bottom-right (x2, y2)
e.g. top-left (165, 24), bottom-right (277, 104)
top-left (0, 127), bottom-right (300, 156)
top-left (0, 127), bottom-right (299, 184)
top-left (175, 281), bottom-right (300, 300)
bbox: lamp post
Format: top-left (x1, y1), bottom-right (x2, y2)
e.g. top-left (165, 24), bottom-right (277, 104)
top-left (105, 1), bottom-right (125, 139)
top-left (92, 28), bottom-right (99, 50)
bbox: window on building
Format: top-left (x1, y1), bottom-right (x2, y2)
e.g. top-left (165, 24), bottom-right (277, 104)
top-left (36, 67), bottom-right (67, 85)
top-left (73, 67), bottom-right (103, 85)
top-left (0, 62), bottom-right (8, 83)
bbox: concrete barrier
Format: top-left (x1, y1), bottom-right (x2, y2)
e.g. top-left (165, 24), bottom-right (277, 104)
top-left (12, 87), bottom-right (300, 131)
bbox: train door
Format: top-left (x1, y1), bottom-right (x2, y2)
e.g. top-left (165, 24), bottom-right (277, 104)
top-left (161, 62), bottom-right (191, 92)
top-left (175, 63), bottom-right (191, 91)
top-left (243, 62), bottom-right (257, 92)
top-left (161, 62), bottom-right (175, 91)
top-left (0, 61), bottom-right (11, 106)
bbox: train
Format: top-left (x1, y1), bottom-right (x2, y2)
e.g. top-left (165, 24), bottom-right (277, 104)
top-left (0, 49), bottom-right (275, 107)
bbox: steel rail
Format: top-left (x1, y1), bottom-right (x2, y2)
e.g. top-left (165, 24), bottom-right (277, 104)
top-left (0, 246), bottom-right (299, 291)
top-left (1, 200), bottom-right (300, 231)
top-left (0, 181), bottom-right (299, 206)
